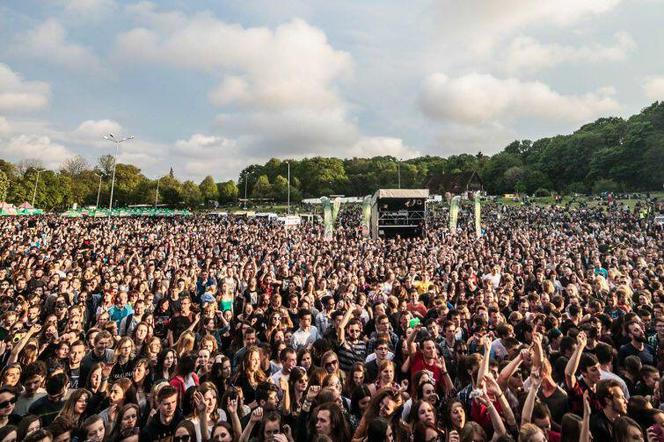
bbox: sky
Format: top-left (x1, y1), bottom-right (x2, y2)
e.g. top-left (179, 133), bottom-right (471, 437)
top-left (1, 0), bottom-right (663, 182)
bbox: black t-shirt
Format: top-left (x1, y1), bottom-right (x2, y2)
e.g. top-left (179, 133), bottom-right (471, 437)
top-left (28, 396), bottom-right (63, 426)
top-left (168, 315), bottom-right (192, 339)
top-left (590, 410), bottom-right (614, 441)
top-left (140, 410), bottom-right (183, 442)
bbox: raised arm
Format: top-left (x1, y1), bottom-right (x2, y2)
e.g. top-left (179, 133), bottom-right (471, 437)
top-left (240, 407), bottom-right (263, 442)
top-left (497, 348), bottom-right (526, 390)
top-left (476, 336), bottom-right (491, 388)
top-left (565, 332), bottom-right (587, 390)
top-left (478, 389), bottom-right (507, 441)
top-left (8, 324), bottom-right (41, 364)
top-left (337, 303), bottom-right (355, 346)
top-left (485, 374), bottom-right (516, 430)
top-left (580, 390), bottom-right (591, 442)
top-left (521, 370), bottom-right (542, 425)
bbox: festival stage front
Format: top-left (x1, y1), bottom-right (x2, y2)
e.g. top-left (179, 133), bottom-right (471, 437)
top-left (371, 189), bottom-right (429, 239)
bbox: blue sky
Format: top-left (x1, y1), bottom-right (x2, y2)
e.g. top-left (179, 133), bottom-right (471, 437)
top-left (1, 0), bottom-right (663, 182)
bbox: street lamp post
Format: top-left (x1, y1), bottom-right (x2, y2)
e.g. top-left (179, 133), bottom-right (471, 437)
top-left (155, 177), bottom-right (161, 208)
top-left (243, 172), bottom-right (249, 209)
top-left (94, 172), bottom-right (103, 209)
top-left (104, 133), bottom-right (134, 213)
top-left (31, 169), bottom-right (43, 207)
top-left (287, 161), bottom-right (291, 214)
top-left (397, 159), bottom-right (401, 189)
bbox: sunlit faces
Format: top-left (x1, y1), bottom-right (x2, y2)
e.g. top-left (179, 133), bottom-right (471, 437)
top-left (315, 409), bottom-right (331, 436)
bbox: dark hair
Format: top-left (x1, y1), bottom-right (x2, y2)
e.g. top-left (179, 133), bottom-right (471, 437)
top-left (23, 429), bottom-right (53, 442)
top-left (47, 416), bottom-right (74, 438)
top-left (594, 342), bottom-right (614, 365)
top-left (350, 385), bottom-right (371, 417)
top-left (596, 379), bottom-right (622, 408)
top-left (310, 402), bottom-right (350, 442)
top-left (157, 385), bottom-right (178, 403)
top-left (175, 353), bottom-right (196, 377)
top-left (45, 373), bottom-right (68, 396)
top-left (367, 417), bottom-right (390, 442)
top-left (17, 415), bottom-right (41, 440)
top-left (21, 361), bottom-right (47, 383)
top-left (0, 426), bottom-right (17, 442)
top-left (578, 353), bottom-right (599, 373)
top-left (613, 416), bottom-right (642, 442)
top-left (560, 413), bottom-right (582, 442)
top-left (298, 309), bottom-right (312, 320)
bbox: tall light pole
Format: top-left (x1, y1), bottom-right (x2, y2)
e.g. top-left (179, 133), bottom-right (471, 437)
top-left (287, 161), bottom-right (291, 214)
top-left (243, 172), bottom-right (250, 209)
top-left (94, 172), bottom-right (103, 209)
top-left (31, 169), bottom-right (43, 207)
top-left (155, 177), bottom-right (161, 208)
top-left (397, 159), bottom-right (401, 189)
top-left (104, 133), bottom-right (134, 213)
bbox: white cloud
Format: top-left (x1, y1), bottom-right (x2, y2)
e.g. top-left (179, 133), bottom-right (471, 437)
top-left (115, 4), bottom-right (356, 155)
top-left (643, 76), bottom-right (664, 101)
top-left (504, 32), bottom-right (636, 73)
top-left (432, 0), bottom-right (623, 53)
top-left (13, 19), bottom-right (105, 74)
top-left (173, 133), bottom-right (252, 181)
top-left (0, 117), bottom-right (10, 135)
top-left (347, 137), bottom-right (420, 159)
top-left (59, 0), bottom-right (115, 19)
top-left (71, 119), bottom-right (123, 146)
top-left (0, 63), bottom-right (50, 113)
top-left (0, 134), bottom-right (73, 169)
top-left (419, 72), bottom-right (620, 125)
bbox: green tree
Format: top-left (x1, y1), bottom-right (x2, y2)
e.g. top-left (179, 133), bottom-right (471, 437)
top-left (199, 176), bottom-right (219, 204)
top-left (0, 170), bottom-right (8, 201)
top-left (181, 180), bottom-right (203, 206)
top-left (217, 180), bottom-right (239, 204)
top-left (252, 175), bottom-right (272, 198)
top-left (272, 175), bottom-right (289, 202)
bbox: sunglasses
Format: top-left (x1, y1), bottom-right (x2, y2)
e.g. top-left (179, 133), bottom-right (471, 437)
top-left (325, 360), bottom-right (338, 367)
top-left (0, 397), bottom-right (17, 408)
top-left (174, 436), bottom-right (191, 442)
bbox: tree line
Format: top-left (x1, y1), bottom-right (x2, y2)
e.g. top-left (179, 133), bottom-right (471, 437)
top-left (1, 102), bottom-right (663, 210)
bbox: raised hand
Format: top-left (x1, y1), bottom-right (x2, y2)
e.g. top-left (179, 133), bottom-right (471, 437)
top-left (250, 406), bottom-right (264, 423)
top-left (306, 385), bottom-right (320, 401)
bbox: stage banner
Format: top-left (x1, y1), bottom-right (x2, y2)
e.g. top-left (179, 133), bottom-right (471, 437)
top-left (322, 197), bottom-right (333, 241)
top-left (332, 197), bottom-right (341, 224)
top-left (474, 192), bottom-right (481, 239)
top-left (361, 195), bottom-right (371, 237)
top-left (449, 196), bottom-right (460, 232)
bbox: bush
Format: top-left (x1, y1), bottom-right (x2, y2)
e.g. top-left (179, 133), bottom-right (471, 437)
top-left (591, 179), bottom-right (620, 194)
top-left (533, 188), bottom-right (550, 197)
top-left (566, 182), bottom-right (589, 195)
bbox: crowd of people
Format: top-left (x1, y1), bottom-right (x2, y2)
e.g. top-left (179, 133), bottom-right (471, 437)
top-left (0, 201), bottom-right (662, 442)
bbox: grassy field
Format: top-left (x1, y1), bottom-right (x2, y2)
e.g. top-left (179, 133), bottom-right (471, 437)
top-left (495, 191), bottom-right (664, 209)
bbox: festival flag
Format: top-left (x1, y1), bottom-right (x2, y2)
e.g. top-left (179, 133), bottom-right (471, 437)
top-left (474, 192), bottom-right (481, 238)
top-left (322, 197), bottom-right (333, 241)
top-left (361, 195), bottom-right (371, 237)
top-left (449, 196), bottom-right (460, 232)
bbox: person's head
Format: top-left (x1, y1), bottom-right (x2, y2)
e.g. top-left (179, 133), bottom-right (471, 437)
top-left (22, 429), bottom-right (52, 442)
top-left (280, 347), bottom-right (297, 374)
top-left (21, 362), bottom-right (46, 395)
top-left (256, 382), bottom-right (280, 411)
top-left (173, 420), bottom-right (196, 442)
top-left (579, 353), bottom-right (601, 385)
top-left (297, 348), bottom-right (313, 370)
top-left (377, 360), bottom-right (395, 385)
top-left (157, 386), bottom-right (178, 419)
top-left (613, 416), bottom-right (644, 442)
top-left (312, 402), bottom-right (349, 440)
top-left (560, 413), bottom-right (582, 442)
top-left (260, 411), bottom-right (282, 441)
top-left (447, 400), bottom-right (466, 430)
top-left (420, 337), bottom-right (437, 360)
top-left (640, 365), bottom-right (660, 388)
top-left (117, 403), bottom-right (139, 431)
top-left (17, 415), bottom-right (41, 440)
top-left (108, 378), bottom-right (136, 407)
top-left (518, 423), bottom-right (547, 442)
top-left (0, 425), bottom-right (17, 442)
top-left (209, 423), bottom-right (233, 442)
top-left (373, 338), bottom-right (390, 361)
top-left (346, 319), bottom-right (362, 342)
top-left (0, 387), bottom-right (17, 417)
top-left (409, 400), bottom-right (436, 426)
top-left (321, 351), bottom-right (339, 374)
top-left (366, 417), bottom-right (393, 442)
top-left (80, 415), bottom-right (105, 442)
top-left (350, 385), bottom-right (372, 417)
top-left (413, 421), bottom-right (440, 442)
top-left (1, 364), bottom-right (21, 387)
top-left (531, 403), bottom-right (553, 435)
top-left (93, 331), bottom-right (112, 357)
top-left (60, 388), bottom-right (91, 419)
top-left (298, 309), bottom-right (313, 329)
top-left (596, 379), bottom-right (627, 415)
top-left (47, 417), bottom-right (73, 442)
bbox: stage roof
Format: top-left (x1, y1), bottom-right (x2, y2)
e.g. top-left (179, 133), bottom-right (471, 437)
top-left (373, 189), bottom-right (430, 199)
